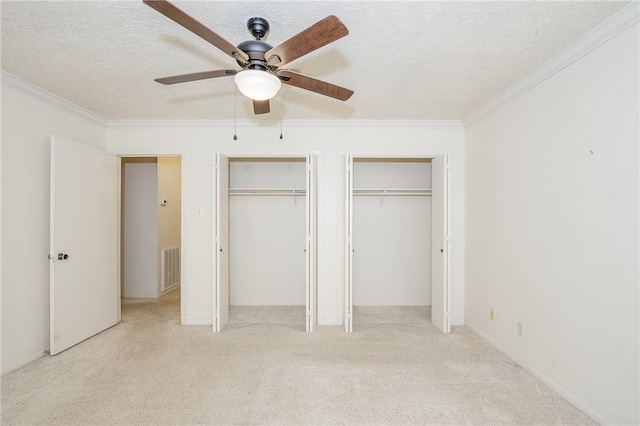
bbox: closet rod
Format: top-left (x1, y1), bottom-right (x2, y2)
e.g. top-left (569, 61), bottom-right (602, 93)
top-left (353, 188), bottom-right (432, 196)
top-left (229, 188), bottom-right (306, 196)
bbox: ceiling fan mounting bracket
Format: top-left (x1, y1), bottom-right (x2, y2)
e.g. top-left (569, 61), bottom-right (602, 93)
top-left (247, 17), bottom-right (270, 41)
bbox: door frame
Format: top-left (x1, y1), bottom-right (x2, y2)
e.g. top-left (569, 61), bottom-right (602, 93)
top-left (344, 153), bottom-right (451, 333)
top-left (214, 152), bottom-right (318, 331)
top-left (118, 153), bottom-right (185, 323)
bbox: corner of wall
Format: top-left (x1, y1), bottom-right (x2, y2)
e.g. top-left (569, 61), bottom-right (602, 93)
top-left (462, 2), bottom-right (640, 127)
top-left (1, 71), bottom-right (108, 128)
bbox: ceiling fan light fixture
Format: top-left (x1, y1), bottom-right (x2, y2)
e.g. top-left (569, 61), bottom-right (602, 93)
top-left (234, 70), bottom-right (281, 101)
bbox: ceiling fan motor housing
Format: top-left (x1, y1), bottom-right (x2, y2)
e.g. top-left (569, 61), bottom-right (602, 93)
top-left (237, 39), bottom-right (273, 71)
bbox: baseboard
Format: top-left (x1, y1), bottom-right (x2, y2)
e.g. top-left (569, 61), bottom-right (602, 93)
top-left (124, 293), bottom-right (158, 299)
top-left (464, 321), bottom-right (609, 425)
top-left (2, 349), bottom-right (47, 376)
top-left (160, 284), bottom-right (180, 297)
top-left (182, 319), bottom-right (213, 326)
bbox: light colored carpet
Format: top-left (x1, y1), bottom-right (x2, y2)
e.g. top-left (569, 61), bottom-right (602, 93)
top-left (353, 305), bottom-right (431, 331)
top-left (228, 305), bottom-right (306, 331)
top-left (1, 291), bottom-right (595, 425)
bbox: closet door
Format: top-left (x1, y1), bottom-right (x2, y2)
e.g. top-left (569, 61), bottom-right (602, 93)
top-left (305, 155), bottom-right (317, 332)
top-left (214, 154), bottom-right (230, 331)
top-left (344, 154), bottom-right (354, 332)
top-left (431, 154), bottom-right (450, 333)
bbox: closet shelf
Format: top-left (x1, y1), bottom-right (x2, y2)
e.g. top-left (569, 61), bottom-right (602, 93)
top-left (353, 188), bottom-right (432, 196)
top-left (229, 188), bottom-right (307, 196)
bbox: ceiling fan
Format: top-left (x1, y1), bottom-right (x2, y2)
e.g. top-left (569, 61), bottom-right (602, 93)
top-left (143, 0), bottom-right (354, 115)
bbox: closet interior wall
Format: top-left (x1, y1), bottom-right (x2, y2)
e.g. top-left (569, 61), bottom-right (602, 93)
top-left (228, 158), bottom-right (307, 323)
top-left (352, 159), bottom-right (432, 326)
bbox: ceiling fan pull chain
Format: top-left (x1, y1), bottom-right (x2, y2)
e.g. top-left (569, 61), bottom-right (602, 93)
top-left (280, 91), bottom-right (284, 140)
top-left (233, 85), bottom-right (238, 141)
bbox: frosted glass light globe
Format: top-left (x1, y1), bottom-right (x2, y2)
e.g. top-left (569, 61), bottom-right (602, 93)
top-left (234, 70), bottom-right (282, 101)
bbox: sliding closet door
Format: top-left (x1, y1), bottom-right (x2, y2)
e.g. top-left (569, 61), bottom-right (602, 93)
top-left (214, 154), bottom-right (230, 331)
top-left (431, 154), bottom-right (450, 333)
top-left (305, 155), bottom-right (317, 332)
top-left (344, 154), bottom-right (354, 332)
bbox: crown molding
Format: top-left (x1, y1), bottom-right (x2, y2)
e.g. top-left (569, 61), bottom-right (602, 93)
top-left (107, 119), bottom-right (463, 129)
top-left (463, 2), bottom-right (640, 127)
top-left (1, 70), bottom-right (108, 127)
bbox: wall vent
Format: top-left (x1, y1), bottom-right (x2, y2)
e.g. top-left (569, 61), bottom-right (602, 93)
top-left (162, 246), bottom-right (181, 291)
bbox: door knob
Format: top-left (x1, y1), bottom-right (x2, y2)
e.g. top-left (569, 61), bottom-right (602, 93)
top-left (57, 253), bottom-right (69, 260)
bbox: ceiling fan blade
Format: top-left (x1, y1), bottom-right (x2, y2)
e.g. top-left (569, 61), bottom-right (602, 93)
top-left (265, 16), bottom-right (348, 67)
top-left (143, 0), bottom-right (248, 62)
top-left (155, 69), bottom-right (237, 85)
top-left (278, 71), bottom-right (353, 101)
top-left (253, 100), bottom-right (270, 114)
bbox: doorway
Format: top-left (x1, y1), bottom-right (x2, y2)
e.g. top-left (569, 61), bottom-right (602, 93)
top-left (48, 139), bottom-right (184, 356)
top-left (344, 155), bottom-right (450, 333)
top-left (214, 154), bottom-right (317, 332)
top-left (120, 156), bottom-right (182, 319)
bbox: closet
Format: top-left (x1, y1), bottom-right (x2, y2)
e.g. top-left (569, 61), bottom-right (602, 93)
top-left (214, 155), bottom-right (316, 332)
top-left (345, 155), bottom-right (449, 333)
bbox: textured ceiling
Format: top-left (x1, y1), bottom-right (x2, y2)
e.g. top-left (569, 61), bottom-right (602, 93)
top-left (0, 1), bottom-right (630, 121)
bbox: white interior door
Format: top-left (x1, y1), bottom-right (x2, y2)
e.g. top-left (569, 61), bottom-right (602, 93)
top-left (344, 154), bottom-right (354, 332)
top-left (214, 154), bottom-right (230, 331)
top-left (305, 155), bottom-right (317, 332)
top-left (431, 154), bottom-right (450, 333)
top-left (49, 136), bottom-right (119, 355)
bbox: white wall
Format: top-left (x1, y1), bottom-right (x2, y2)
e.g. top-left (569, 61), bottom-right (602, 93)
top-left (353, 196), bottom-right (431, 306)
top-left (106, 121), bottom-right (465, 327)
top-left (123, 160), bottom-right (158, 298)
top-left (230, 160), bottom-right (306, 189)
top-left (157, 156), bottom-right (182, 294)
top-left (230, 160), bottom-right (306, 305)
top-left (123, 157), bottom-right (181, 298)
top-left (465, 23), bottom-right (639, 425)
top-left (231, 196), bottom-right (306, 305)
top-left (352, 161), bottom-right (432, 306)
top-left (1, 77), bottom-right (107, 374)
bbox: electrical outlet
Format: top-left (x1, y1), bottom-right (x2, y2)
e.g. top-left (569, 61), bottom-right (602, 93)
top-left (490, 309), bottom-right (495, 320)
top-left (517, 321), bottom-right (524, 336)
